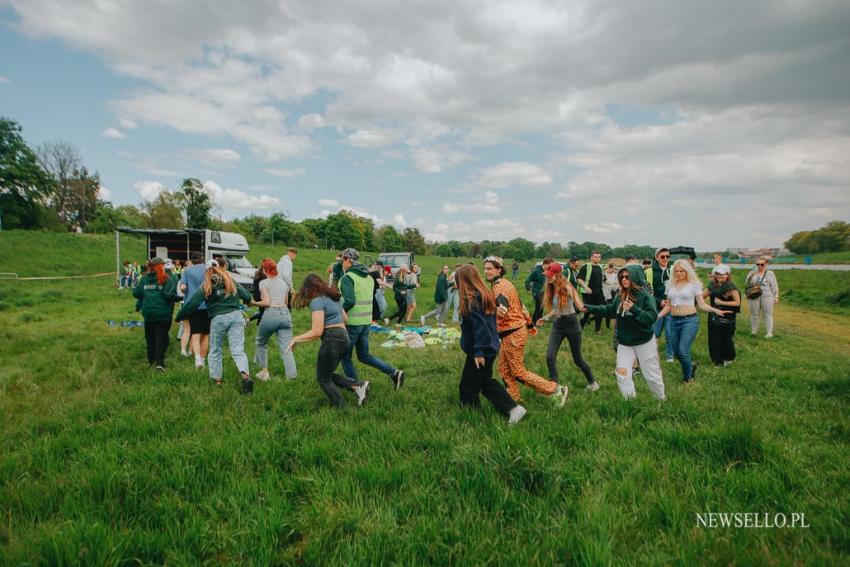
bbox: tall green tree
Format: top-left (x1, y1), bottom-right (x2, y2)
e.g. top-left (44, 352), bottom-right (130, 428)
top-left (178, 178), bottom-right (212, 229)
top-left (376, 225), bottom-right (403, 252)
top-left (142, 191), bottom-right (183, 229)
top-left (0, 118), bottom-right (55, 229)
top-left (401, 227), bottom-right (427, 255)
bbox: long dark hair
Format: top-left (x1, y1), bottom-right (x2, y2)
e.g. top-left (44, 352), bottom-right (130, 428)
top-left (618, 268), bottom-right (643, 304)
top-left (456, 264), bottom-right (495, 316)
top-left (293, 273), bottom-right (341, 307)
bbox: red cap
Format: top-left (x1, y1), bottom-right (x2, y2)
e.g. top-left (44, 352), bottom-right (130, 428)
top-left (544, 262), bottom-right (563, 277)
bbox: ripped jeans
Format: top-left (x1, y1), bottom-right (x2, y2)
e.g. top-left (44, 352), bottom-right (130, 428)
top-left (614, 336), bottom-right (666, 401)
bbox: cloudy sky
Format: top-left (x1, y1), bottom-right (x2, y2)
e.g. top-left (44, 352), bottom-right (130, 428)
top-left (1, 0), bottom-right (849, 249)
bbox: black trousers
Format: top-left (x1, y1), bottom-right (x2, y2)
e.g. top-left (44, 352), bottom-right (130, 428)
top-left (546, 314), bottom-right (596, 384)
top-left (707, 318), bottom-right (737, 365)
top-left (580, 293), bottom-right (605, 331)
top-left (316, 328), bottom-right (363, 408)
top-left (144, 320), bottom-right (171, 366)
top-left (387, 295), bottom-right (407, 324)
top-left (531, 293), bottom-right (544, 324)
top-left (459, 355), bottom-right (517, 417)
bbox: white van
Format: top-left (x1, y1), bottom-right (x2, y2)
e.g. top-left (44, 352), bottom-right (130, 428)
top-left (116, 227), bottom-right (258, 291)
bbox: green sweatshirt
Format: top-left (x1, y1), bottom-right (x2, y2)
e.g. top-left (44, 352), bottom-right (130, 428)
top-left (393, 276), bottom-right (415, 298)
top-left (175, 279), bottom-right (251, 321)
top-left (132, 272), bottom-right (179, 322)
top-left (434, 272), bottom-right (448, 303)
top-left (586, 265), bottom-right (657, 346)
top-left (525, 265), bottom-right (545, 296)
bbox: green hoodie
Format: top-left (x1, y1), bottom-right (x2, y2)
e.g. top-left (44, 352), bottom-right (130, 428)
top-left (525, 265), bottom-right (545, 296)
top-left (175, 277), bottom-right (251, 321)
top-left (434, 272), bottom-right (448, 304)
top-left (132, 272), bottom-right (179, 322)
top-left (586, 264), bottom-right (657, 346)
top-left (340, 263), bottom-right (373, 312)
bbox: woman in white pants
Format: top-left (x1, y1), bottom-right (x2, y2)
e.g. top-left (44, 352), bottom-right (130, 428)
top-left (746, 256), bottom-right (780, 338)
top-left (584, 264), bottom-right (666, 401)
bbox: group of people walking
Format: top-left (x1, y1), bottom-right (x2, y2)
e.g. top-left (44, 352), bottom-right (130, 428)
top-left (130, 245), bottom-right (779, 422)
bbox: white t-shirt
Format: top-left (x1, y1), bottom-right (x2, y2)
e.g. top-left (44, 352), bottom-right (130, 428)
top-left (665, 281), bottom-right (703, 308)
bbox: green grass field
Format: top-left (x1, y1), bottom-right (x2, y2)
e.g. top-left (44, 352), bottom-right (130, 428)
top-left (1, 231), bottom-right (849, 565)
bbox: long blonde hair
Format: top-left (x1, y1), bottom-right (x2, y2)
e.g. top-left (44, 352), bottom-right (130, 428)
top-left (202, 265), bottom-right (236, 298)
top-left (671, 259), bottom-right (701, 287)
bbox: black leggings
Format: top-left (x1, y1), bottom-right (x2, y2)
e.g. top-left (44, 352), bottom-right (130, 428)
top-left (144, 320), bottom-right (171, 366)
top-left (546, 314), bottom-right (595, 384)
top-left (387, 295), bottom-right (407, 324)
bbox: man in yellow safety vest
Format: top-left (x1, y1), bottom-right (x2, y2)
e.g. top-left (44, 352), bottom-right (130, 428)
top-left (339, 248), bottom-right (406, 390)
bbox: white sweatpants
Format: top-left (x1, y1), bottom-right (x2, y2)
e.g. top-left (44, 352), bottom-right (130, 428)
top-left (615, 337), bottom-right (667, 401)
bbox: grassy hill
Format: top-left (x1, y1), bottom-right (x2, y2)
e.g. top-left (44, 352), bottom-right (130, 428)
top-left (1, 231), bottom-right (849, 564)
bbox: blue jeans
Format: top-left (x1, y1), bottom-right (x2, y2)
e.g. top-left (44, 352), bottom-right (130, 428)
top-left (342, 324), bottom-right (396, 379)
top-left (254, 306), bottom-right (297, 378)
top-left (448, 289), bottom-right (460, 323)
top-left (654, 312), bottom-right (674, 359)
top-left (209, 310), bottom-right (249, 380)
top-left (668, 314), bottom-right (699, 380)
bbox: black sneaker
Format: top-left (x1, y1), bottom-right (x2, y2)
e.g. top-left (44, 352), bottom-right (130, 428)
top-left (241, 372), bottom-right (253, 395)
top-left (391, 370), bottom-right (405, 391)
top-left (155, 365), bottom-right (166, 373)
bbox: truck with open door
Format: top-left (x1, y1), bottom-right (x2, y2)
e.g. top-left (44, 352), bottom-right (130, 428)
top-left (115, 228), bottom-right (257, 292)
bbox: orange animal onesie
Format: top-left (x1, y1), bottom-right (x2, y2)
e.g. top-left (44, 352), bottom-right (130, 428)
top-left (491, 277), bottom-right (559, 401)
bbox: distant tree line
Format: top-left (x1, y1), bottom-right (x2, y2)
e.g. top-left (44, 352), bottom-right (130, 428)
top-left (785, 221), bottom-right (850, 255)
top-left (2, 116), bottom-right (657, 260)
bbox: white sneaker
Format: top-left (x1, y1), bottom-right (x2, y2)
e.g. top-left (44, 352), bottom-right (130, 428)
top-left (181, 348), bottom-right (190, 357)
top-left (666, 357), bottom-right (675, 363)
top-left (384, 318), bottom-right (390, 326)
top-left (765, 334), bottom-right (773, 338)
top-left (555, 385), bottom-right (569, 407)
top-left (508, 405), bottom-right (527, 425)
top-left (420, 315), bottom-right (426, 326)
top-left (257, 369), bottom-right (270, 382)
top-left (586, 381), bottom-right (600, 392)
top-left (355, 381), bottom-right (371, 406)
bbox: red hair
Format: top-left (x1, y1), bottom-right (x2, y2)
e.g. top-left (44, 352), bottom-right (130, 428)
top-left (261, 258), bottom-right (278, 276)
top-left (152, 263), bottom-right (167, 285)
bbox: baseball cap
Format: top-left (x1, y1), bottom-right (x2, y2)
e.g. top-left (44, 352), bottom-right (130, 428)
top-left (206, 259), bottom-right (219, 268)
top-left (712, 264), bottom-right (731, 275)
top-left (544, 262), bottom-right (563, 277)
top-left (149, 257), bottom-right (164, 265)
top-left (341, 248), bottom-right (360, 261)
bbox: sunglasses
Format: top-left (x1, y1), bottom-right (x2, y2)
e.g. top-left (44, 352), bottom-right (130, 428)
top-left (756, 263), bottom-right (765, 267)
top-left (659, 255), bottom-right (670, 259)
top-left (618, 274), bottom-right (631, 280)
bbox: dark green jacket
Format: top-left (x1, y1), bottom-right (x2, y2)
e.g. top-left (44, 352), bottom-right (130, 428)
top-left (393, 276), bottom-right (416, 299)
top-left (332, 261), bottom-right (344, 285)
top-left (586, 265), bottom-right (657, 346)
top-left (647, 260), bottom-right (671, 308)
top-left (175, 279), bottom-right (251, 321)
top-left (340, 263), bottom-right (372, 312)
top-left (525, 265), bottom-right (545, 296)
top-left (132, 272), bottom-right (179, 323)
top-left (434, 273), bottom-right (448, 304)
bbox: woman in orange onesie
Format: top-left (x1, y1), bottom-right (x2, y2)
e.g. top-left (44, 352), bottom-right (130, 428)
top-left (483, 256), bottom-right (568, 407)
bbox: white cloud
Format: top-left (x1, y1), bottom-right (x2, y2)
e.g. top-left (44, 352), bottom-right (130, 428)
top-left (583, 222), bottom-right (625, 235)
top-left (119, 118), bottom-right (137, 129)
top-left (318, 199), bottom-right (340, 207)
top-left (298, 113), bottom-right (325, 130)
top-left (188, 148), bottom-right (242, 168)
top-left (101, 127), bottom-right (125, 139)
top-left (0, 75), bottom-right (10, 84)
top-left (392, 213), bottom-right (407, 227)
top-left (265, 167), bottom-right (305, 177)
top-left (804, 207), bottom-right (833, 216)
top-left (442, 190), bottom-right (501, 214)
top-left (475, 162), bottom-right (553, 189)
top-left (202, 180), bottom-right (280, 210)
top-left (345, 128), bottom-right (397, 149)
top-left (133, 180), bottom-right (169, 201)
top-left (97, 185), bottom-right (112, 201)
